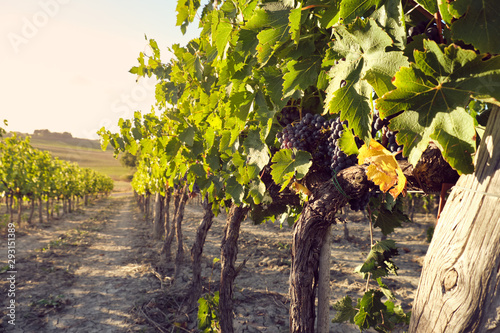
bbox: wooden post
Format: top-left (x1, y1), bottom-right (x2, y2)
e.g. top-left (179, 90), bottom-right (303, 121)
top-left (410, 106), bottom-right (500, 332)
top-left (173, 184), bottom-right (189, 280)
top-left (318, 225), bottom-right (332, 333)
top-left (152, 192), bottom-right (164, 240)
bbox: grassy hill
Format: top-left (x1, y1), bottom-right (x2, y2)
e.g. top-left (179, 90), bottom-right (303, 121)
top-left (10, 131), bottom-right (133, 192)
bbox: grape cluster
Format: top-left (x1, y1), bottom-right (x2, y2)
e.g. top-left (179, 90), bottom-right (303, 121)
top-left (276, 113), bottom-right (360, 176)
top-left (386, 130), bottom-right (403, 158)
top-left (407, 21), bottom-right (440, 44)
top-left (349, 189), bottom-right (375, 212)
top-left (278, 107), bottom-right (302, 127)
top-left (276, 113), bottom-right (328, 152)
top-left (371, 109), bottom-right (388, 136)
top-left (276, 111), bottom-right (404, 212)
top-left (372, 110), bottom-right (404, 160)
top-left (327, 117), bottom-right (357, 175)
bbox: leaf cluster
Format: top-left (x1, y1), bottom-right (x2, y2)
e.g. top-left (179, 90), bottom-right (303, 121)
top-left (101, 0), bottom-right (500, 217)
top-left (333, 291), bottom-right (410, 333)
top-left (197, 291), bottom-right (220, 332)
top-left (356, 240), bottom-right (399, 280)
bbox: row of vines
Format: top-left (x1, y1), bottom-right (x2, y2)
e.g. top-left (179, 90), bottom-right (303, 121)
top-left (99, 0), bottom-right (500, 332)
top-left (0, 134), bottom-right (114, 227)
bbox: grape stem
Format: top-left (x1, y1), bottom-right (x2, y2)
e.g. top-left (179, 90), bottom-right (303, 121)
top-left (434, 11), bottom-right (444, 44)
top-left (365, 205), bottom-right (375, 292)
top-left (407, 0), bottom-right (434, 20)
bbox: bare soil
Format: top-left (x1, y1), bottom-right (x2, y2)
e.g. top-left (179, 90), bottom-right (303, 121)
top-left (0, 194), bottom-right (435, 332)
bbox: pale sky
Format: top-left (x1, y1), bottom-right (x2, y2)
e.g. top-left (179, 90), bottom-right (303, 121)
top-left (1, 0), bottom-right (203, 139)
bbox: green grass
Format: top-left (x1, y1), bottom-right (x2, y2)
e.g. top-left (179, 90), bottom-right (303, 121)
top-left (29, 136), bottom-right (133, 191)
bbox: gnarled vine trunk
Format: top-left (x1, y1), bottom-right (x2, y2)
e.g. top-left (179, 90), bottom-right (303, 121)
top-left (161, 187), bottom-right (182, 262)
top-left (219, 204), bottom-right (250, 333)
top-left (9, 195), bottom-right (13, 224)
top-left (289, 166), bottom-right (368, 332)
top-left (17, 195), bottom-right (22, 226)
top-left (410, 106), bottom-right (500, 332)
top-left (28, 196), bottom-right (35, 224)
top-left (190, 193), bottom-right (214, 305)
top-left (144, 193), bottom-right (150, 221)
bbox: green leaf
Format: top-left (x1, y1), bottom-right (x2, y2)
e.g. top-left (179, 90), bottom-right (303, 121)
top-left (354, 290), bottom-right (386, 328)
top-left (384, 301), bottom-right (411, 324)
top-left (179, 127), bottom-right (195, 146)
top-left (256, 27), bottom-right (288, 65)
top-left (327, 79), bottom-right (373, 143)
top-left (369, 0), bottom-right (406, 50)
top-left (254, 90), bottom-right (276, 142)
top-left (450, 0), bottom-right (500, 54)
top-left (176, 0), bottom-right (201, 34)
top-left (215, 19), bottom-right (233, 58)
top-left (270, 149), bottom-right (312, 191)
top-left (376, 277), bottom-right (395, 300)
top-left (289, 6), bottom-right (302, 44)
top-left (244, 7), bottom-right (268, 30)
top-left (373, 206), bottom-right (406, 235)
top-left (248, 180), bottom-right (267, 205)
top-left (414, 0), bottom-right (438, 15)
top-left (254, 2), bottom-right (292, 65)
top-left (438, 0), bottom-right (454, 25)
top-left (356, 240), bottom-right (399, 279)
top-left (332, 296), bottom-right (356, 324)
top-left (193, 56), bottom-right (203, 82)
top-left (354, 307), bottom-right (371, 329)
top-left (189, 164), bottom-right (206, 178)
top-left (165, 137), bottom-right (182, 160)
top-left (131, 127), bottom-right (142, 141)
top-left (206, 146), bottom-right (221, 172)
top-left (226, 177), bottom-right (244, 204)
top-left (283, 56), bottom-right (322, 98)
top-left (319, 1), bottom-right (341, 28)
top-left (262, 67), bottom-right (287, 110)
top-left (340, 0), bottom-right (385, 24)
top-left (243, 129), bottom-right (270, 171)
top-left (338, 128), bottom-right (359, 155)
top-left (377, 42), bottom-right (500, 174)
top-left (325, 18), bottom-right (408, 142)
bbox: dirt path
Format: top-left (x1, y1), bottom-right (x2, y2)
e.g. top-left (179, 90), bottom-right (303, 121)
top-left (42, 196), bottom-right (156, 332)
top-left (0, 195), bottom-right (158, 333)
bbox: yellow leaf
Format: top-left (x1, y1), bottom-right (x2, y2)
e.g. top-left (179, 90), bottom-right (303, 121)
top-left (291, 181), bottom-right (311, 199)
top-left (358, 139), bottom-right (407, 199)
top-left (390, 168), bottom-right (407, 198)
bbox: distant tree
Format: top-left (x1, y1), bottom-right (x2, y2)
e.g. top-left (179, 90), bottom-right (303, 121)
top-left (34, 129), bottom-right (50, 136)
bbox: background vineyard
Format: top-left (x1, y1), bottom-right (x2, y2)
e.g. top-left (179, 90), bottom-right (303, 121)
top-left (0, 133), bottom-right (116, 229)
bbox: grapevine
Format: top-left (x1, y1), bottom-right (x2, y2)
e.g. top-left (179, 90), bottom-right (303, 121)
top-left (99, 0), bottom-right (500, 331)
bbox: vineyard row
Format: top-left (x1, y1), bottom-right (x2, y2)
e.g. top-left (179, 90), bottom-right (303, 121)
top-left (0, 135), bottom-right (114, 227)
